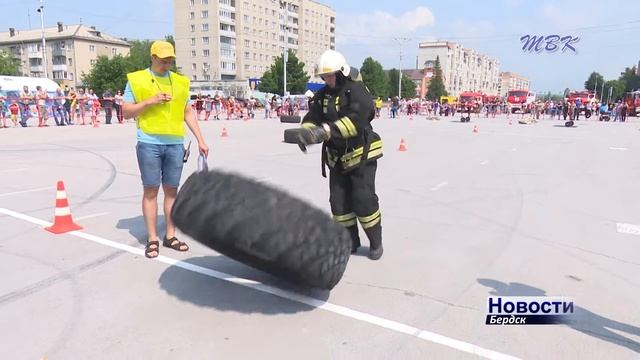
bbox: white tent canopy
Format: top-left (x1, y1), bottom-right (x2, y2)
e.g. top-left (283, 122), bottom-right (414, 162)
top-left (0, 76), bottom-right (61, 94)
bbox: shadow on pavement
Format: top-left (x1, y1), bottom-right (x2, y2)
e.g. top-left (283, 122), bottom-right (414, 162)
top-left (158, 255), bottom-right (330, 315)
top-left (478, 279), bottom-right (640, 354)
top-left (116, 215), bottom-right (166, 245)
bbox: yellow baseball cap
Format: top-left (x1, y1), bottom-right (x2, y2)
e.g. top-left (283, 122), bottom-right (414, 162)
top-left (150, 41), bottom-right (176, 58)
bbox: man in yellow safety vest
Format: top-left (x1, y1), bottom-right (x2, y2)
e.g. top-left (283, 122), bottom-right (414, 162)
top-left (123, 40), bottom-right (209, 259)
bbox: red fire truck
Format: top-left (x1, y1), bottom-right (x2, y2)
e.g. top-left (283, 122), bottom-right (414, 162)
top-left (458, 91), bottom-right (483, 113)
top-left (624, 90), bottom-right (640, 116)
top-left (507, 89), bottom-right (536, 113)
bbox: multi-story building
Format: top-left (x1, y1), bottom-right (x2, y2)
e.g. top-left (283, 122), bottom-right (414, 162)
top-left (416, 41), bottom-right (500, 97)
top-left (498, 71), bottom-right (530, 97)
top-left (0, 22), bottom-right (130, 88)
top-left (174, 0), bottom-right (335, 93)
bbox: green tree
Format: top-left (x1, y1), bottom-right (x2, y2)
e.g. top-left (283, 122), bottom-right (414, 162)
top-left (81, 55), bottom-right (130, 94)
top-left (584, 71), bottom-right (604, 93)
top-left (388, 69), bottom-right (417, 99)
top-left (603, 79), bottom-right (626, 103)
top-left (426, 56), bottom-right (447, 101)
top-left (401, 74), bottom-right (416, 98)
top-left (127, 40), bottom-right (153, 72)
top-left (619, 66), bottom-right (640, 93)
top-left (0, 51), bottom-right (21, 76)
top-left (360, 57), bottom-right (389, 98)
top-left (259, 50), bottom-right (309, 95)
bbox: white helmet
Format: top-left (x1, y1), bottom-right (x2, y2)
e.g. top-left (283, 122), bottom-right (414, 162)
top-left (315, 49), bottom-right (350, 78)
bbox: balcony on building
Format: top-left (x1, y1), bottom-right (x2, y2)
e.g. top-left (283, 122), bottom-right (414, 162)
top-left (52, 64), bottom-right (67, 72)
top-left (220, 14), bottom-right (236, 25)
top-left (220, 29), bottom-right (236, 38)
top-left (52, 47), bottom-right (67, 56)
top-left (28, 50), bottom-right (43, 59)
top-left (219, 0), bottom-right (235, 11)
top-left (30, 65), bottom-right (44, 72)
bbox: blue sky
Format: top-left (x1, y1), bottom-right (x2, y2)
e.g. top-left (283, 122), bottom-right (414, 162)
top-left (1, 0), bottom-right (638, 93)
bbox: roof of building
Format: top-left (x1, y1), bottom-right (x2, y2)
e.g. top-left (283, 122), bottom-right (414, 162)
top-left (0, 24), bottom-right (130, 46)
top-left (400, 69), bottom-right (425, 81)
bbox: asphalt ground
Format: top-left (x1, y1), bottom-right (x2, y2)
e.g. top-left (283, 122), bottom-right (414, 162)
top-left (1, 112), bottom-right (639, 359)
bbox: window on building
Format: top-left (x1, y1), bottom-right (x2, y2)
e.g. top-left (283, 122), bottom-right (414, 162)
top-left (192, 63), bottom-right (197, 70)
top-left (112, 47), bottom-right (117, 55)
top-left (204, 74), bottom-right (211, 81)
top-left (190, 25), bottom-right (196, 32)
top-left (190, 12), bottom-right (195, 20)
top-left (190, 38), bottom-right (196, 46)
top-left (244, 39), bottom-right (250, 47)
top-left (90, 59), bottom-right (97, 65)
top-left (190, 0), bottom-right (194, 5)
top-left (202, 37), bottom-right (209, 45)
top-left (202, 23), bottom-right (209, 31)
top-left (201, 10), bottom-right (208, 18)
top-left (203, 49), bottom-right (210, 56)
top-left (244, 52), bottom-right (249, 59)
top-left (201, 0), bottom-right (208, 4)
top-left (191, 50), bottom-right (197, 57)
top-left (69, 72), bottom-right (74, 80)
top-left (89, 45), bottom-right (95, 52)
top-left (193, 75), bottom-right (198, 81)
top-left (68, 58), bottom-right (73, 66)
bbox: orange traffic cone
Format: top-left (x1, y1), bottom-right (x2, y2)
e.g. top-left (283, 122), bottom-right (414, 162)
top-left (472, 125), bottom-right (479, 133)
top-left (398, 138), bottom-right (407, 151)
top-left (221, 127), bottom-right (228, 137)
top-left (45, 181), bottom-right (83, 234)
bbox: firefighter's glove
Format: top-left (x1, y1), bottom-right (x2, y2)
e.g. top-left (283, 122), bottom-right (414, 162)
top-left (297, 124), bottom-right (331, 153)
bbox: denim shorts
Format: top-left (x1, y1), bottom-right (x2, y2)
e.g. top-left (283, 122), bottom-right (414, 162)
top-left (136, 142), bottom-right (185, 188)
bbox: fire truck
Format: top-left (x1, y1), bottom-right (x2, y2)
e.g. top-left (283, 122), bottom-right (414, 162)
top-left (507, 89), bottom-right (536, 113)
top-left (458, 91), bottom-right (483, 113)
top-left (567, 90), bottom-right (596, 118)
top-left (624, 90), bottom-right (640, 116)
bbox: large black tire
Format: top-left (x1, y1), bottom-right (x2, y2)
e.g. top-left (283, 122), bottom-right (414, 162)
top-left (280, 115), bottom-right (301, 123)
top-left (283, 128), bottom-right (302, 144)
top-left (171, 170), bottom-right (352, 290)
top-left (565, 120), bottom-right (574, 127)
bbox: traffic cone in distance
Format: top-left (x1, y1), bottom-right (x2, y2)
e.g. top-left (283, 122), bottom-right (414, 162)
top-left (473, 125), bottom-right (478, 133)
top-left (45, 181), bottom-right (83, 234)
top-left (221, 127), bottom-right (229, 137)
top-left (398, 138), bottom-right (407, 151)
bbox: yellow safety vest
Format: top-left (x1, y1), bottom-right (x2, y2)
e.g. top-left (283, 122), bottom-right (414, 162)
top-left (126, 69), bottom-right (190, 136)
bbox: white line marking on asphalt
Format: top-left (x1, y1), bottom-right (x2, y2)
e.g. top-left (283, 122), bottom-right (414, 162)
top-left (0, 207), bottom-right (519, 360)
top-left (609, 147), bottom-right (628, 151)
top-left (430, 182), bottom-right (449, 191)
top-left (0, 186), bottom-right (54, 198)
top-left (0, 168), bottom-right (27, 174)
top-left (616, 223), bottom-right (640, 236)
top-left (74, 212), bottom-right (110, 221)
top-left (480, 161), bottom-right (489, 166)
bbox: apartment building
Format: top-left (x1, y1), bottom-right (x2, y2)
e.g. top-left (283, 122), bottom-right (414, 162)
top-left (174, 0), bottom-right (335, 93)
top-left (498, 71), bottom-right (530, 97)
top-left (0, 22), bottom-right (130, 88)
top-left (417, 41), bottom-right (500, 97)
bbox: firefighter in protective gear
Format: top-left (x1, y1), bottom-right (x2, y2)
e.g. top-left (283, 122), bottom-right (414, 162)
top-left (296, 49), bottom-right (384, 260)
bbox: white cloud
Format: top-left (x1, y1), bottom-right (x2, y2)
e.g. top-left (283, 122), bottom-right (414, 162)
top-left (336, 6), bottom-right (435, 46)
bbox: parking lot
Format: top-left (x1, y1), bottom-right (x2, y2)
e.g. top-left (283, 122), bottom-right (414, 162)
top-left (1, 113), bottom-right (639, 359)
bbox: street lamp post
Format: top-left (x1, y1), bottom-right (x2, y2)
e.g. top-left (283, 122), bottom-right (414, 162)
top-left (37, 0), bottom-right (47, 78)
top-left (393, 37), bottom-right (410, 99)
top-left (281, 1), bottom-right (288, 96)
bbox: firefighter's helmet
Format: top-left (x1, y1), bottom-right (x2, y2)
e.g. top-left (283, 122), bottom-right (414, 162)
top-left (315, 50), bottom-right (350, 78)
